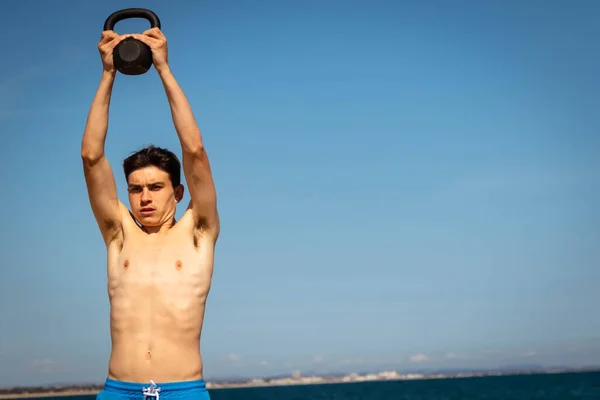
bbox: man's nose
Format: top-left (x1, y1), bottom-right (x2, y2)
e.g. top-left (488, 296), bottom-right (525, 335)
top-left (140, 189), bottom-right (152, 203)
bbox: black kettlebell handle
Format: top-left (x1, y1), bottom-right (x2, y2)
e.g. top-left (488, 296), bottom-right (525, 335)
top-left (103, 8), bottom-right (161, 32)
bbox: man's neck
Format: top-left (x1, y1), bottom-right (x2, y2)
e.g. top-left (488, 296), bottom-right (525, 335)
top-left (139, 218), bottom-right (177, 235)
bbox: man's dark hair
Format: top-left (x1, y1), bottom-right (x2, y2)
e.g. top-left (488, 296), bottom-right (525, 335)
top-left (123, 145), bottom-right (181, 187)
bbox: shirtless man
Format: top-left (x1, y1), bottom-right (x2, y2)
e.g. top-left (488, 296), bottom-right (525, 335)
top-left (81, 28), bottom-right (219, 400)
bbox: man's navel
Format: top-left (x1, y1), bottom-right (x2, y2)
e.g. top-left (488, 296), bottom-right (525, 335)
top-left (145, 351), bottom-right (151, 361)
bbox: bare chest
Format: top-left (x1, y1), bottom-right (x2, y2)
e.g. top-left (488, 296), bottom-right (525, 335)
top-left (107, 237), bottom-right (214, 299)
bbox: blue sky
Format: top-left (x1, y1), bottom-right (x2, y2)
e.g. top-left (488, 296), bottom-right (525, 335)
top-left (0, 0), bottom-right (599, 387)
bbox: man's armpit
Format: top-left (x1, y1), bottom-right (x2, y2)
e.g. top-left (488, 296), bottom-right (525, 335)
top-left (103, 218), bottom-right (123, 245)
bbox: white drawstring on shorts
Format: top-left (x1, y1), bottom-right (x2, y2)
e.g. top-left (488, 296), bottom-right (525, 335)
top-left (142, 380), bottom-right (161, 400)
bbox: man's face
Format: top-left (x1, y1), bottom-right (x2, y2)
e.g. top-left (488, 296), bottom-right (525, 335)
top-left (127, 166), bottom-right (183, 228)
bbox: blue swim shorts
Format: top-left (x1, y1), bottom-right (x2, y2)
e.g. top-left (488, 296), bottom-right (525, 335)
top-left (96, 378), bottom-right (210, 400)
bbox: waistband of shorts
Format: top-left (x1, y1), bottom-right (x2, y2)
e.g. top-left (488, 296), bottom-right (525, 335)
top-left (104, 378), bottom-right (206, 393)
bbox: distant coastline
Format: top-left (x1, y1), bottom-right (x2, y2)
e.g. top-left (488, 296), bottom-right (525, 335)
top-left (1, 367), bottom-right (599, 399)
top-left (0, 390), bottom-right (100, 400)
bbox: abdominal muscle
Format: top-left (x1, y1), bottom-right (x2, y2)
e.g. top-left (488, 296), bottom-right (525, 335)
top-left (105, 236), bottom-right (213, 383)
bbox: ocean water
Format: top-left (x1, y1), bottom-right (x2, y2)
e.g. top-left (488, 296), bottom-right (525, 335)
top-left (11, 371), bottom-right (600, 400)
top-left (208, 372), bottom-right (599, 399)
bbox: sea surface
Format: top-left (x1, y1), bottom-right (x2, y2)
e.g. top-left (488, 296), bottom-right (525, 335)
top-left (11, 371), bottom-right (600, 400)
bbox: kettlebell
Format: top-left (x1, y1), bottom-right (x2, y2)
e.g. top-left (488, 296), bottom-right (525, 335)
top-left (103, 8), bottom-right (161, 75)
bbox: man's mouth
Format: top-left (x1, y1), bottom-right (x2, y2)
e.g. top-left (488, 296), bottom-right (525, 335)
top-left (140, 208), bottom-right (155, 215)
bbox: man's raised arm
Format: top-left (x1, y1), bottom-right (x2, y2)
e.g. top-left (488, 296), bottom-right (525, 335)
top-left (81, 31), bottom-right (126, 246)
top-left (135, 29), bottom-right (219, 238)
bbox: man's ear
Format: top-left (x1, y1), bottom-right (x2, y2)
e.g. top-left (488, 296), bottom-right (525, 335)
top-left (175, 184), bottom-right (185, 202)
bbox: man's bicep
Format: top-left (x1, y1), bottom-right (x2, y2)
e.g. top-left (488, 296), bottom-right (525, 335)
top-left (82, 154), bottom-right (123, 244)
top-left (182, 148), bottom-right (219, 232)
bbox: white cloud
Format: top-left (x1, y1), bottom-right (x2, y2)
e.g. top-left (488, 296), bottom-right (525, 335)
top-left (260, 360), bottom-right (268, 367)
top-left (28, 359), bottom-right (67, 373)
top-left (312, 355), bottom-right (324, 363)
top-left (227, 353), bottom-right (240, 361)
top-left (410, 354), bottom-right (429, 362)
top-left (31, 359), bottom-right (54, 368)
top-left (339, 358), bottom-right (365, 365)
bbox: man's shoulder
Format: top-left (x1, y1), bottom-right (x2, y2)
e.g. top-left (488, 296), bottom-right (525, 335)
top-left (118, 202), bottom-right (138, 225)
